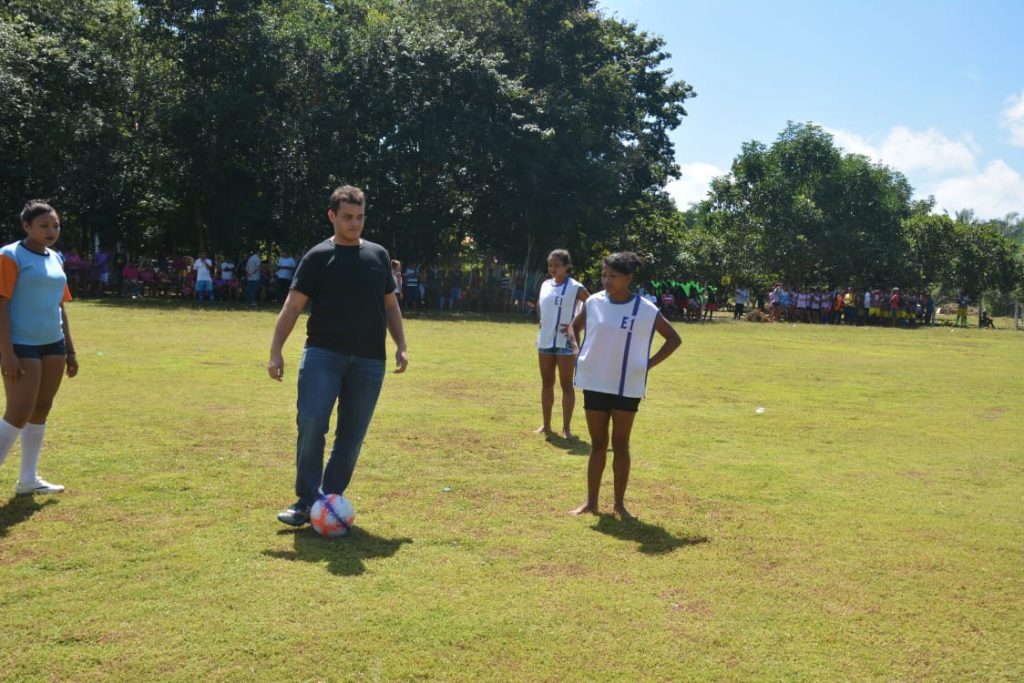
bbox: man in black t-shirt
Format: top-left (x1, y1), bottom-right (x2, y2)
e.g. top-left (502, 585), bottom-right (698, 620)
top-left (267, 185), bottom-right (408, 527)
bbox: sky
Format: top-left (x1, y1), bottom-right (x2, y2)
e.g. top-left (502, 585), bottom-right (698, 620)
top-left (598, 0), bottom-right (1024, 219)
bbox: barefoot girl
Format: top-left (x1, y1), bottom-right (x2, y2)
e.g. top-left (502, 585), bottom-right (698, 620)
top-left (0, 201), bottom-right (78, 494)
top-left (567, 252), bottom-right (680, 519)
top-left (535, 249), bottom-right (588, 439)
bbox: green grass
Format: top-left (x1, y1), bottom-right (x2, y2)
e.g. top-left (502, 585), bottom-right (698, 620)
top-left (1, 302), bottom-right (1022, 682)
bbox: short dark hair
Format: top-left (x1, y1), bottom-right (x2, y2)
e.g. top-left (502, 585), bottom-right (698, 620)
top-left (329, 185), bottom-right (365, 211)
top-left (20, 199), bottom-right (56, 225)
top-left (603, 251), bottom-right (643, 276)
top-left (547, 249), bottom-right (571, 268)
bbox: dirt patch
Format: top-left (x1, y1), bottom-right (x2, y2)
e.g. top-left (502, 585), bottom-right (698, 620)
top-left (660, 588), bottom-right (712, 616)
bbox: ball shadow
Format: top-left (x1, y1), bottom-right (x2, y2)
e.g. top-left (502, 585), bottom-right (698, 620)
top-left (262, 525), bottom-right (413, 576)
top-left (591, 514), bottom-right (709, 554)
top-left (0, 495), bottom-right (58, 538)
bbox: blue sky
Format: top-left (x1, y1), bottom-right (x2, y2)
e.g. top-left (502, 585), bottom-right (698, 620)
top-left (598, 0), bottom-right (1024, 219)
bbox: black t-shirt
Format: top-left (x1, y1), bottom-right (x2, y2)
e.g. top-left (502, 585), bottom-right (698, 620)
top-left (291, 238), bottom-right (396, 360)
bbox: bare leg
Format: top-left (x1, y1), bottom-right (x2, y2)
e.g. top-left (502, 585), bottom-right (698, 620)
top-left (3, 358), bottom-right (43, 428)
top-left (571, 409), bottom-right (609, 515)
top-left (610, 409), bottom-right (637, 520)
top-left (15, 355), bottom-right (65, 487)
top-left (555, 355), bottom-right (576, 439)
top-left (30, 355), bottom-right (66, 424)
top-left (536, 352), bottom-right (556, 434)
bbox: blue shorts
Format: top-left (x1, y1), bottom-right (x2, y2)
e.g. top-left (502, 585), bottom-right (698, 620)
top-left (583, 390), bottom-right (640, 413)
top-left (10, 339), bottom-right (67, 359)
top-left (539, 346), bottom-right (574, 356)
top-left (195, 280), bottom-right (213, 292)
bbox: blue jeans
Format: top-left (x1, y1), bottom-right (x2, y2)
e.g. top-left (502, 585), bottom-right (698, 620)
top-left (195, 280), bottom-right (213, 300)
top-left (294, 346), bottom-right (386, 507)
top-left (245, 279), bottom-right (260, 303)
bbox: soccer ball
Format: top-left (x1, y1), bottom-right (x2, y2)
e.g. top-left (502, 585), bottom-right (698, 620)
top-left (309, 494), bottom-right (355, 538)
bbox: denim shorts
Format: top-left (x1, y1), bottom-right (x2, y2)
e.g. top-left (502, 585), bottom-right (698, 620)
top-left (538, 345), bottom-right (574, 356)
top-left (10, 339), bottom-right (67, 359)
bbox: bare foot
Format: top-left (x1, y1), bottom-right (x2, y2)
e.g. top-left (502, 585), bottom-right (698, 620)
top-left (562, 429), bottom-right (575, 440)
top-left (570, 503), bottom-right (598, 516)
top-left (535, 425), bottom-right (553, 435)
top-left (614, 505), bottom-right (636, 521)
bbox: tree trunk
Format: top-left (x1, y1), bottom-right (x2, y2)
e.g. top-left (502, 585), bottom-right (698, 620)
top-left (520, 232), bottom-right (534, 313)
top-left (194, 198), bottom-right (205, 254)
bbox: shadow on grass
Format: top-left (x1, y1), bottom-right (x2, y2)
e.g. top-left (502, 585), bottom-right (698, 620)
top-left (591, 514), bottom-right (709, 555)
top-left (545, 433), bottom-right (591, 456)
top-left (262, 526), bottom-right (412, 576)
top-left (0, 495), bottom-right (57, 538)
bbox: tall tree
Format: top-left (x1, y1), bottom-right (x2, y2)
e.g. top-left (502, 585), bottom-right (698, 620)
top-left (697, 122), bottom-right (920, 287)
top-left (398, 0), bottom-right (695, 266)
top-left (0, 0), bottom-right (142, 248)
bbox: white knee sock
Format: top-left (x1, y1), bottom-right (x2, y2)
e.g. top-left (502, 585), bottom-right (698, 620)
top-left (0, 419), bottom-right (22, 468)
top-left (18, 422), bottom-right (46, 484)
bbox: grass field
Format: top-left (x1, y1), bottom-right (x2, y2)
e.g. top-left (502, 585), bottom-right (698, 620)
top-left (1, 301), bottom-right (1021, 682)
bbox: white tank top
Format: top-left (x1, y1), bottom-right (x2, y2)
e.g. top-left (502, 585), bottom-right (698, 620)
top-left (574, 291), bottom-right (661, 398)
top-left (537, 277), bottom-right (582, 349)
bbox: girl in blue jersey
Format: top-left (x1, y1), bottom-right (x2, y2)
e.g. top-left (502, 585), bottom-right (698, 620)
top-left (535, 249), bottom-right (589, 439)
top-left (0, 201), bottom-right (79, 494)
top-left (567, 252), bottom-right (680, 520)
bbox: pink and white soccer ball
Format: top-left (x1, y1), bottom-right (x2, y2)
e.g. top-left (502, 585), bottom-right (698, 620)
top-left (309, 494), bottom-right (355, 538)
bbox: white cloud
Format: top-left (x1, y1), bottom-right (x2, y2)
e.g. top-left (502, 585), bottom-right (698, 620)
top-left (880, 127), bottom-right (977, 174)
top-left (665, 162), bottom-right (725, 209)
top-left (1000, 90), bottom-right (1024, 147)
top-left (824, 125), bottom-right (977, 175)
top-left (824, 127), bottom-right (877, 159)
top-left (930, 160), bottom-right (1024, 219)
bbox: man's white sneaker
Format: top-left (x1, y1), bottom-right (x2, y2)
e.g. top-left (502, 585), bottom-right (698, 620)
top-left (16, 477), bottom-right (65, 495)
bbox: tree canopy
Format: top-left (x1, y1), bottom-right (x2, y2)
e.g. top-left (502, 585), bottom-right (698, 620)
top-left (1, 0), bottom-right (695, 265)
top-left (687, 122), bottom-right (1022, 301)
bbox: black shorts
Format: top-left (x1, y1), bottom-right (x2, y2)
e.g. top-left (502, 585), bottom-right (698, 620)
top-left (10, 339), bottom-right (67, 359)
top-left (583, 390), bottom-right (640, 413)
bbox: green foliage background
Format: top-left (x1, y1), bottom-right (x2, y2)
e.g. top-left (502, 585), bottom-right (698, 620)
top-left (1, 0), bottom-right (693, 269)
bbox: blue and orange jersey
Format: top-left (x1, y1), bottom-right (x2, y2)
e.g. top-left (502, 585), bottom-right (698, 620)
top-left (0, 241), bottom-right (72, 345)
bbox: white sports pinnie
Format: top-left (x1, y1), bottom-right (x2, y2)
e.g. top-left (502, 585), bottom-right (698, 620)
top-left (309, 494), bottom-right (355, 538)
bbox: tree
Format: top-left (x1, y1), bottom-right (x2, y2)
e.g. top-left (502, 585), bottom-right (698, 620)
top-left (904, 213), bottom-right (956, 288)
top-left (696, 122), bottom-right (921, 288)
top-left (0, 1), bottom-right (143, 248)
top-left (946, 219), bottom-right (1022, 322)
top-left (398, 0), bottom-right (695, 267)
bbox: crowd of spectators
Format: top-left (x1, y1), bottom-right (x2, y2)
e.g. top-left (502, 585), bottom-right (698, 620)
top-left (59, 247), bottom-right (297, 306)
top-left (59, 248), bottom-right (537, 312)
top-left (638, 281), bottom-right (971, 328)
top-left (56, 247), bottom-right (995, 328)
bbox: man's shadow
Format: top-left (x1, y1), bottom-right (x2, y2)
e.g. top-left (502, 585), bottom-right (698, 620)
top-left (262, 526), bottom-right (412, 576)
top-left (592, 514), bottom-right (709, 554)
top-left (545, 433), bottom-right (591, 456)
top-left (0, 495), bottom-right (57, 538)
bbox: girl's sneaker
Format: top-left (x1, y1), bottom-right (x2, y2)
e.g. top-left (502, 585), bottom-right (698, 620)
top-left (16, 477), bottom-right (65, 495)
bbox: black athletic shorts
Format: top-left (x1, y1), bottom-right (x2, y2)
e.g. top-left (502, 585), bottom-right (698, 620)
top-left (583, 390), bottom-right (640, 413)
top-left (10, 339), bottom-right (67, 359)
